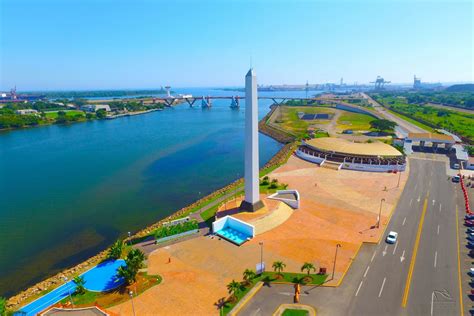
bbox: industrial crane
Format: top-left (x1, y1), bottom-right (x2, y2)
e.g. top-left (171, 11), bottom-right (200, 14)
top-left (370, 76), bottom-right (391, 90)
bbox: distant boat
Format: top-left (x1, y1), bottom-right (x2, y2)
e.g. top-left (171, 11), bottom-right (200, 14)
top-left (230, 96), bottom-right (240, 109)
top-left (201, 96), bottom-right (211, 108)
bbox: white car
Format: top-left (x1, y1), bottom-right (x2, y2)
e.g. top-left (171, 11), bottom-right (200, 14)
top-left (386, 231), bottom-right (398, 244)
top-left (470, 268), bottom-right (474, 276)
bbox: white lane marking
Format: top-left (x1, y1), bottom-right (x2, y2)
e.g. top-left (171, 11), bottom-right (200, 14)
top-left (364, 265), bottom-right (370, 278)
top-left (382, 245), bottom-right (388, 256)
top-left (250, 308), bottom-right (261, 316)
top-left (409, 198), bottom-right (413, 206)
top-left (437, 225), bottom-right (440, 235)
top-left (417, 195), bottom-right (421, 202)
top-left (393, 241), bottom-right (398, 255)
top-left (355, 281), bottom-right (363, 297)
top-left (371, 251), bottom-right (376, 262)
top-left (432, 199), bottom-right (435, 206)
top-left (402, 217), bottom-right (407, 226)
top-left (439, 203), bottom-right (442, 213)
top-left (431, 291), bottom-right (434, 316)
top-left (400, 250), bottom-right (405, 262)
top-left (378, 277), bottom-right (387, 298)
top-left (434, 251), bottom-right (438, 268)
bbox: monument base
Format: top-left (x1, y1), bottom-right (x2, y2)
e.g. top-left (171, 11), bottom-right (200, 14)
top-left (240, 200), bottom-right (265, 212)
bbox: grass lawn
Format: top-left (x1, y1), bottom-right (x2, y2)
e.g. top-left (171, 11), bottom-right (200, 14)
top-left (282, 309), bottom-right (309, 316)
top-left (259, 179), bottom-right (288, 194)
top-left (385, 108), bottom-right (436, 132)
top-left (374, 96), bottom-right (474, 141)
top-left (222, 272), bottom-right (327, 315)
top-left (336, 112), bottom-right (375, 131)
top-left (274, 106), bottom-right (336, 138)
top-left (44, 110), bottom-right (85, 119)
top-left (60, 272), bottom-right (161, 308)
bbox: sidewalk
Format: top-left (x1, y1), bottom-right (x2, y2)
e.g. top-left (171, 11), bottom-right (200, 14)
top-left (133, 189), bottom-right (242, 255)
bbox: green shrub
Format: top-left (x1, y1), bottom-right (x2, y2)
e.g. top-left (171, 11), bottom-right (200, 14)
top-left (155, 220), bottom-right (198, 239)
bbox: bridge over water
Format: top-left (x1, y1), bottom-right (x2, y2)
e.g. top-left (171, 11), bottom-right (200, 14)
top-left (153, 95), bottom-right (326, 107)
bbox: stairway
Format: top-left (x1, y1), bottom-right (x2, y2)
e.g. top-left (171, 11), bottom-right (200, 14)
top-left (321, 160), bottom-right (342, 170)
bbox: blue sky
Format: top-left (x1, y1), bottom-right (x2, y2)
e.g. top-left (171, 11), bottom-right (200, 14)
top-left (0, 0), bottom-right (472, 90)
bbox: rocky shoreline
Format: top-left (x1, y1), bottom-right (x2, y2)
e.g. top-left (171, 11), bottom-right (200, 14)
top-left (7, 105), bottom-right (296, 311)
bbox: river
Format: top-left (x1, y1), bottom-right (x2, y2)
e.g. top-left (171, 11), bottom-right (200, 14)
top-left (0, 88), bottom-right (319, 297)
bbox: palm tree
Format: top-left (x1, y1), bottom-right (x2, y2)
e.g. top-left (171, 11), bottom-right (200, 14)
top-left (117, 248), bottom-right (146, 285)
top-left (108, 239), bottom-right (124, 259)
top-left (73, 276), bottom-right (86, 295)
top-left (272, 261), bottom-right (286, 276)
top-left (226, 280), bottom-right (241, 302)
top-left (0, 297), bottom-right (7, 316)
top-left (242, 269), bottom-right (256, 285)
top-left (301, 262), bottom-right (316, 276)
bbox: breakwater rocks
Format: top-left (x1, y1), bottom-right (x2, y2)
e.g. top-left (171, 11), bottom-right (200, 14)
top-left (7, 250), bottom-right (108, 309)
top-left (259, 105), bottom-right (295, 144)
top-left (7, 107), bottom-right (296, 310)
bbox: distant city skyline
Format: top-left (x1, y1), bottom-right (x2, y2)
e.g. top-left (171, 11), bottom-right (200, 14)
top-left (0, 0), bottom-right (472, 90)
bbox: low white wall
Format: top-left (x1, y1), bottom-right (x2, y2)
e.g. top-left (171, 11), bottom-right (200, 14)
top-left (212, 217), bottom-right (227, 233)
top-left (212, 216), bottom-right (255, 237)
top-left (296, 149), bottom-right (325, 164)
top-left (268, 190), bottom-right (300, 209)
top-left (335, 103), bottom-right (378, 118)
top-left (341, 162), bottom-right (406, 172)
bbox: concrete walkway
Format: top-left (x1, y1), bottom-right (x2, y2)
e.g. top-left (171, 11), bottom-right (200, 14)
top-left (134, 189), bottom-right (243, 255)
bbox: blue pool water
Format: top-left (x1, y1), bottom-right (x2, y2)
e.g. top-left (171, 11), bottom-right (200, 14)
top-left (82, 259), bottom-right (125, 292)
top-left (15, 281), bottom-right (76, 316)
top-left (216, 227), bottom-right (251, 245)
top-left (16, 259), bottom-right (125, 316)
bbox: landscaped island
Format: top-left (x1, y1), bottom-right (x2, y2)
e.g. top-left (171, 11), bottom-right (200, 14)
top-left (0, 99), bottom-right (167, 131)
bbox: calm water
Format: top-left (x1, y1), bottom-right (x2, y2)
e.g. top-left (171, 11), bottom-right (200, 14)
top-left (0, 88), bottom-right (316, 297)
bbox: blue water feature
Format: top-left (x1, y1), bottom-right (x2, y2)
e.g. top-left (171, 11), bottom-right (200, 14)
top-left (16, 259), bottom-right (125, 316)
top-left (82, 259), bottom-right (125, 292)
top-left (216, 227), bottom-right (251, 245)
top-left (14, 281), bottom-right (76, 316)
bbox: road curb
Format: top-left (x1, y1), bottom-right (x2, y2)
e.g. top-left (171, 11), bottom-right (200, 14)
top-left (230, 281), bottom-right (264, 316)
top-left (272, 303), bottom-right (317, 316)
top-left (322, 241), bottom-right (362, 288)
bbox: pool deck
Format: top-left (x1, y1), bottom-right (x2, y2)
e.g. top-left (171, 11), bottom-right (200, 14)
top-left (109, 155), bottom-right (409, 315)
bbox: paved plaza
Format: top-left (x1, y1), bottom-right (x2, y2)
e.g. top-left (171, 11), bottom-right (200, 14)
top-left (110, 156), bottom-right (408, 315)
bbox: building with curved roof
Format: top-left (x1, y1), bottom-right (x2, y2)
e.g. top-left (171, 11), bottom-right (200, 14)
top-left (296, 137), bottom-right (406, 172)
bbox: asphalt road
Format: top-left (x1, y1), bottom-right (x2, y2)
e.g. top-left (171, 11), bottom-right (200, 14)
top-left (361, 93), bottom-right (427, 134)
top-left (239, 156), bottom-right (462, 316)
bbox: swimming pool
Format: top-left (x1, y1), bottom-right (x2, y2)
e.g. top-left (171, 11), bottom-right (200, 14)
top-left (16, 259), bottom-right (126, 316)
top-left (83, 259), bottom-right (125, 292)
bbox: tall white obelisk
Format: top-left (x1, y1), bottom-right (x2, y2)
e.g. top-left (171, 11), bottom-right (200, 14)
top-left (240, 68), bottom-right (264, 212)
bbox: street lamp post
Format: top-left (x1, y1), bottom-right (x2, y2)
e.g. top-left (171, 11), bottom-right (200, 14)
top-left (332, 244), bottom-right (342, 280)
top-left (259, 241), bottom-right (264, 274)
top-left (63, 277), bottom-right (74, 308)
top-left (377, 198), bottom-right (386, 228)
top-left (397, 170), bottom-right (402, 188)
top-left (129, 290), bottom-right (136, 316)
top-left (128, 231), bottom-right (131, 245)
